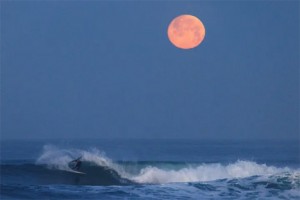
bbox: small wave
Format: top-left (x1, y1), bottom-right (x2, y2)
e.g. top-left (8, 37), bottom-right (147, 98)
top-left (189, 172), bottom-right (300, 199)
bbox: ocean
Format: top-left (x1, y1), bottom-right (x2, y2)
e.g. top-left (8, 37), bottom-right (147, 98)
top-left (1, 139), bottom-right (299, 199)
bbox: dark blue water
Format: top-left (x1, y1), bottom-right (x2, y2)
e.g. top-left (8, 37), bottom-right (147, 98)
top-left (1, 139), bottom-right (299, 199)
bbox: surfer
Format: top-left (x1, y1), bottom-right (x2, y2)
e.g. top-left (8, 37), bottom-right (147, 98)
top-left (70, 156), bottom-right (82, 171)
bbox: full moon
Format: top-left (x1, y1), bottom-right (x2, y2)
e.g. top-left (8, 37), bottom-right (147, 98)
top-left (167, 15), bottom-right (205, 49)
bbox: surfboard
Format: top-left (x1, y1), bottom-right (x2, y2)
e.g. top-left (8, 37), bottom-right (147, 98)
top-left (69, 169), bottom-right (86, 175)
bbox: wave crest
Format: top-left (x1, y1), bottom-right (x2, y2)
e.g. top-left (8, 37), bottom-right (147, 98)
top-left (36, 145), bottom-right (113, 171)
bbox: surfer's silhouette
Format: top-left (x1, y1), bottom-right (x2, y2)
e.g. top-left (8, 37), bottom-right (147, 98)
top-left (70, 156), bottom-right (82, 171)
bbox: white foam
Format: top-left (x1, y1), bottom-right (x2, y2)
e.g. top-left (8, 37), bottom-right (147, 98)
top-left (36, 145), bottom-right (73, 170)
top-left (132, 161), bottom-right (291, 184)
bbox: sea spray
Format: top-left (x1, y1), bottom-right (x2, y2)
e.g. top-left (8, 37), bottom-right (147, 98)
top-left (35, 145), bottom-right (128, 177)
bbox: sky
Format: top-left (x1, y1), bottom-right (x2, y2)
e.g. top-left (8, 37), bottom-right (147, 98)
top-left (1, 1), bottom-right (299, 140)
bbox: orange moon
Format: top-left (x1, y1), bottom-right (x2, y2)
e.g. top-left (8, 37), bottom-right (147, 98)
top-left (167, 15), bottom-right (205, 49)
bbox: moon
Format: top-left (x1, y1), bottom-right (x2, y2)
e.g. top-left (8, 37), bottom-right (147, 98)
top-left (167, 15), bottom-right (205, 49)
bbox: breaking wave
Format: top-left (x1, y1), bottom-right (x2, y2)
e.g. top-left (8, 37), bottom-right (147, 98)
top-left (1, 145), bottom-right (299, 187)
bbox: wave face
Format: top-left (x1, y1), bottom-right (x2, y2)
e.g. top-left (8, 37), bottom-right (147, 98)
top-left (1, 163), bottom-right (131, 186)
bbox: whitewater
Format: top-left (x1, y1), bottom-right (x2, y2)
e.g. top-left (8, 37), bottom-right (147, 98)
top-left (1, 139), bottom-right (299, 199)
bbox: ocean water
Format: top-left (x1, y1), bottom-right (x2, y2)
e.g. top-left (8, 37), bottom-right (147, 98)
top-left (0, 139), bottom-right (299, 199)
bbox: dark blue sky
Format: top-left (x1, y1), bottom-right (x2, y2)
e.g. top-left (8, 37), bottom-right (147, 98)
top-left (1, 1), bottom-right (299, 139)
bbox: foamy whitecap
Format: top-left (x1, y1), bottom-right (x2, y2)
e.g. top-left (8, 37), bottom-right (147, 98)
top-left (132, 161), bottom-right (291, 184)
